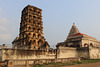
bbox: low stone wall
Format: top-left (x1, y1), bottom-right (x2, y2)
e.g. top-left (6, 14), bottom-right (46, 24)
top-left (57, 46), bottom-right (100, 59)
top-left (57, 47), bottom-right (90, 59)
top-left (4, 58), bottom-right (81, 67)
top-left (1, 46), bottom-right (100, 62)
top-left (77, 47), bottom-right (89, 59)
top-left (89, 47), bottom-right (100, 59)
top-left (0, 48), bottom-right (56, 61)
top-left (57, 47), bottom-right (78, 58)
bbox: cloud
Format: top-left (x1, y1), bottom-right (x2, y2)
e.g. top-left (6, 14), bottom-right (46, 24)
top-left (0, 18), bottom-right (10, 32)
top-left (0, 18), bottom-right (9, 26)
top-left (0, 8), bottom-right (12, 45)
top-left (0, 26), bottom-right (7, 32)
top-left (0, 17), bottom-right (11, 44)
top-left (0, 33), bottom-right (11, 41)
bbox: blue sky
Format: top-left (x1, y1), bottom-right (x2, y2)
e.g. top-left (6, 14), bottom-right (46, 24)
top-left (0, 0), bottom-right (100, 48)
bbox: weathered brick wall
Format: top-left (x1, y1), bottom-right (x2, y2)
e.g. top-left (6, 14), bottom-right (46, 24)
top-left (57, 47), bottom-right (100, 59)
top-left (1, 49), bottom-right (56, 61)
top-left (1, 47), bottom-right (100, 61)
top-left (77, 47), bottom-right (89, 59)
top-left (57, 47), bottom-right (77, 58)
top-left (89, 47), bottom-right (100, 59)
top-left (57, 47), bottom-right (89, 59)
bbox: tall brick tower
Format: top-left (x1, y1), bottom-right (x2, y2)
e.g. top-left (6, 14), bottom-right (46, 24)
top-left (12, 5), bottom-right (49, 50)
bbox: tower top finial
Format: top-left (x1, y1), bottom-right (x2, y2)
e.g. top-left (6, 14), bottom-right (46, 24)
top-left (67, 23), bottom-right (80, 39)
top-left (73, 23), bottom-right (75, 25)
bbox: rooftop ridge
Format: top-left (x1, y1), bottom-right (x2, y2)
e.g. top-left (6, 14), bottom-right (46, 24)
top-left (26, 5), bottom-right (42, 11)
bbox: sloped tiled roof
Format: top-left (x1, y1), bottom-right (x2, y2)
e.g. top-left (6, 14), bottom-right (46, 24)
top-left (73, 33), bottom-right (88, 36)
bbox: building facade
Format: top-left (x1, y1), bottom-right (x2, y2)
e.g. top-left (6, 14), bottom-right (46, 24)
top-left (12, 5), bottom-right (49, 50)
top-left (56, 23), bottom-right (100, 48)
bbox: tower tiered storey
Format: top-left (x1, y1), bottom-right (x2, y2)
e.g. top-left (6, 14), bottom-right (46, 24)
top-left (12, 5), bottom-right (49, 50)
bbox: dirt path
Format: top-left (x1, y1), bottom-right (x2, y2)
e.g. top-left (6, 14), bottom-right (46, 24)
top-left (63, 62), bottom-right (100, 67)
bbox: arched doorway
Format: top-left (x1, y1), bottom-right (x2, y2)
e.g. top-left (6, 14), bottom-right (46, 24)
top-left (90, 43), bottom-right (93, 47)
top-left (84, 43), bottom-right (89, 47)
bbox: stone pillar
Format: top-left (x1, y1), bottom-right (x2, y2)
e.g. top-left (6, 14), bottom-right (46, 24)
top-left (61, 59), bottom-right (64, 63)
top-left (54, 59), bottom-right (56, 63)
top-left (26, 61), bottom-right (29, 67)
top-left (34, 61), bottom-right (36, 64)
top-left (80, 40), bottom-right (83, 47)
top-left (46, 60), bottom-right (49, 63)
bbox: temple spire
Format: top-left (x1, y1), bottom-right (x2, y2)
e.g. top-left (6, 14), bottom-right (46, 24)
top-left (67, 23), bottom-right (80, 39)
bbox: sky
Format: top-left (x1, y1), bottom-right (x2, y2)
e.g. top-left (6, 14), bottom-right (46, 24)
top-left (0, 0), bottom-right (100, 48)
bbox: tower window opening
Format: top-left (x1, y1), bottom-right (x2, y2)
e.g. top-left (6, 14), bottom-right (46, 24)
top-left (33, 28), bottom-right (35, 32)
top-left (38, 11), bottom-right (40, 14)
top-left (33, 34), bottom-right (36, 39)
top-left (38, 40), bottom-right (43, 46)
top-left (33, 16), bottom-right (36, 18)
top-left (38, 29), bottom-right (41, 33)
top-left (38, 23), bottom-right (41, 27)
top-left (30, 9), bottom-right (32, 11)
top-left (33, 40), bottom-right (36, 45)
top-left (28, 33), bottom-right (32, 37)
top-left (29, 15), bottom-right (32, 19)
top-left (38, 34), bottom-right (41, 39)
top-left (33, 10), bottom-right (36, 12)
top-left (29, 26), bottom-right (31, 30)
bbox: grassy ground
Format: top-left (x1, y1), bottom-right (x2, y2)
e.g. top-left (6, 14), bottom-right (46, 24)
top-left (30, 59), bottom-right (100, 67)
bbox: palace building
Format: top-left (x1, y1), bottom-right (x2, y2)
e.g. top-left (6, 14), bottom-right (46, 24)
top-left (56, 23), bottom-right (100, 48)
top-left (12, 5), bottom-right (50, 50)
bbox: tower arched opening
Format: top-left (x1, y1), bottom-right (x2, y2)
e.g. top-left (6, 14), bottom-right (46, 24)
top-left (38, 29), bottom-right (41, 33)
top-left (33, 34), bottom-right (36, 39)
top-left (33, 40), bottom-right (36, 45)
top-left (38, 34), bottom-right (41, 39)
top-left (38, 40), bottom-right (43, 46)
